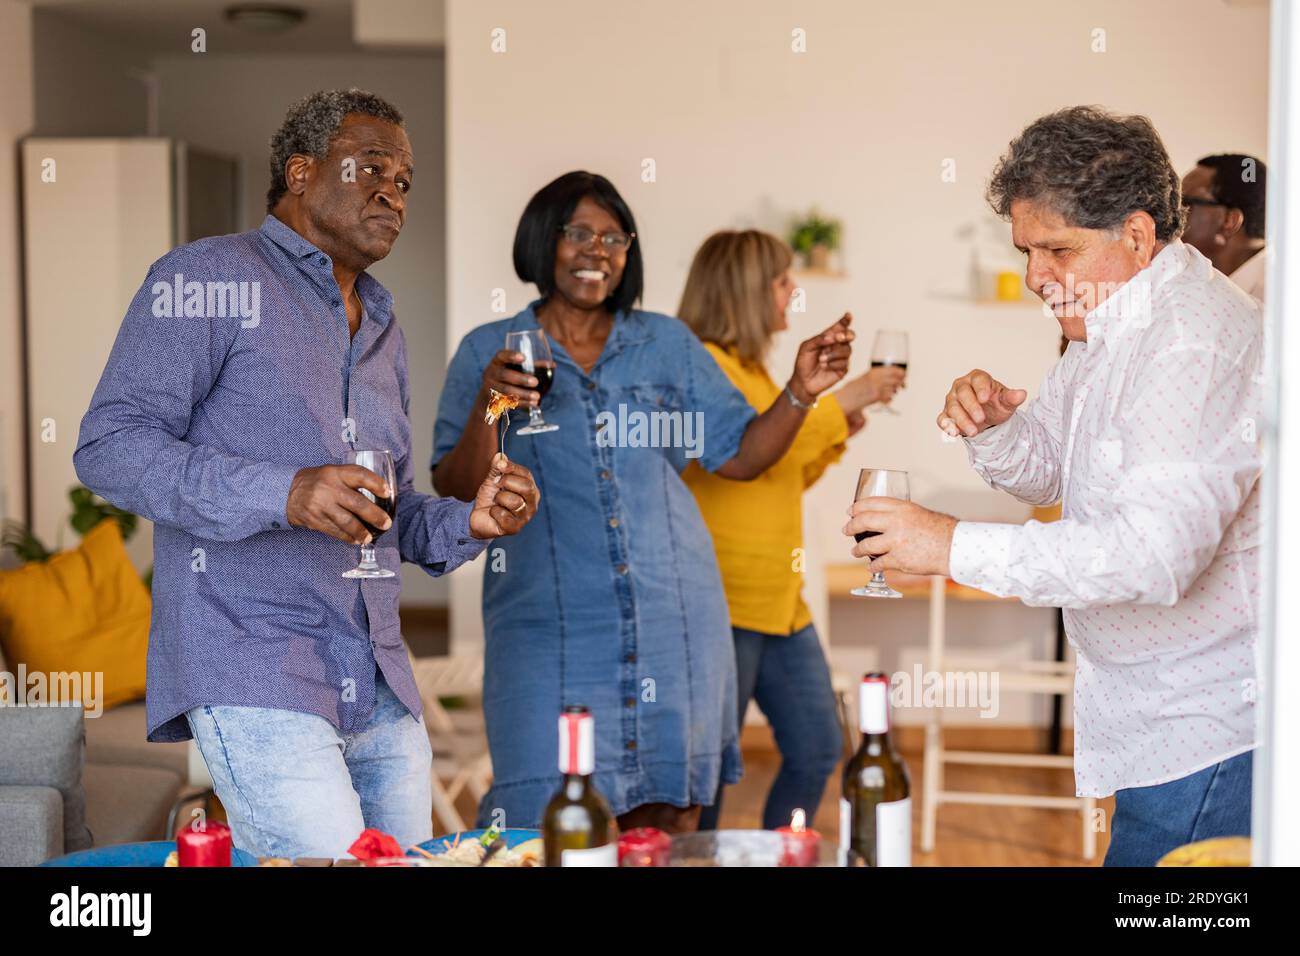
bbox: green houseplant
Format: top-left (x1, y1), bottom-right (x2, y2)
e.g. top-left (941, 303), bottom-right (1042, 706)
top-left (788, 210), bottom-right (842, 271)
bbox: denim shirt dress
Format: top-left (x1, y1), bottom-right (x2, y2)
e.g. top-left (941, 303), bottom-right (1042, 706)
top-left (433, 302), bottom-right (757, 826)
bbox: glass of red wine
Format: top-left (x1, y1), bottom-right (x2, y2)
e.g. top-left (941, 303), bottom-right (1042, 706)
top-left (506, 329), bottom-right (559, 435)
top-left (851, 468), bottom-right (909, 599)
top-left (870, 330), bottom-right (909, 416)
top-left (342, 448), bottom-right (397, 580)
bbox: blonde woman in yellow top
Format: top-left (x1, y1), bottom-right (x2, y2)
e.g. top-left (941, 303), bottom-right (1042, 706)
top-left (680, 230), bottom-right (903, 830)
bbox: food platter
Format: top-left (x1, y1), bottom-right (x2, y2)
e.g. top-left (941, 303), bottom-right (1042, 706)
top-left (406, 828), bottom-right (543, 867)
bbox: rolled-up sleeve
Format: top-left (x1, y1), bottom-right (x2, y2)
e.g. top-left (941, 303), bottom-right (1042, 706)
top-left (74, 257), bottom-right (299, 541)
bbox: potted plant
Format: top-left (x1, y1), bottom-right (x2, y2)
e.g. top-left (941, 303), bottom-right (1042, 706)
top-left (788, 210), bottom-right (842, 271)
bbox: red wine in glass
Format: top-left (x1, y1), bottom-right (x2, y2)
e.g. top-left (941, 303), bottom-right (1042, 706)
top-left (870, 331), bottom-right (909, 415)
top-left (851, 469), bottom-right (909, 599)
top-left (505, 330), bottom-right (560, 435)
top-left (342, 449), bottom-right (397, 580)
top-left (358, 492), bottom-right (397, 540)
top-left (506, 361), bottom-right (555, 400)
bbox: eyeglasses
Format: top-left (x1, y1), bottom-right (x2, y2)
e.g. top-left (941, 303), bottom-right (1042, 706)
top-left (1182, 197), bottom-right (1227, 210)
top-left (558, 224), bottom-right (636, 251)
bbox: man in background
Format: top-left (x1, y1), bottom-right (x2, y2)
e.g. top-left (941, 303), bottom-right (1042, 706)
top-left (1181, 153), bottom-right (1267, 301)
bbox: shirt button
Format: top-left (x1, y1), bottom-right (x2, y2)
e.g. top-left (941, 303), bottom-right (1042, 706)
top-left (616, 563), bottom-right (628, 575)
top-left (625, 740), bottom-right (637, 751)
top-left (608, 517), bottom-right (620, 528)
top-left (317, 255), bottom-right (327, 266)
top-left (271, 521), bottom-right (280, 529)
top-left (600, 469), bottom-right (611, 480)
top-left (623, 697), bottom-right (635, 708)
top-left (585, 381), bottom-right (596, 391)
top-left (332, 298), bottom-right (340, 307)
top-left (624, 653), bottom-right (637, 664)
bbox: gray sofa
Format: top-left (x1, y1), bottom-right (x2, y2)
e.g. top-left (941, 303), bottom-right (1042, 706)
top-left (0, 700), bottom-right (190, 866)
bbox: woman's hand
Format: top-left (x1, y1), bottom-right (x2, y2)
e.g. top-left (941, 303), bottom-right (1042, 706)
top-left (863, 363), bottom-right (906, 406)
top-left (469, 453), bottom-right (540, 539)
top-left (788, 313), bottom-right (854, 403)
top-left (481, 349), bottom-right (542, 409)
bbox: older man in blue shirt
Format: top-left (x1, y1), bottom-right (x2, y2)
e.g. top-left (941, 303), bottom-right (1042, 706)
top-left (74, 90), bottom-right (539, 859)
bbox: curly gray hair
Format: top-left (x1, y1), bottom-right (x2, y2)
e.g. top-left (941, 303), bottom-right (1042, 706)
top-left (266, 89), bottom-right (405, 212)
top-left (986, 106), bottom-right (1186, 242)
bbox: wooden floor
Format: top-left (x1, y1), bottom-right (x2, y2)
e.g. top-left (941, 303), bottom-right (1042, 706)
top-left (404, 613), bottom-right (1111, 864)
top-left (721, 725), bottom-right (1113, 866)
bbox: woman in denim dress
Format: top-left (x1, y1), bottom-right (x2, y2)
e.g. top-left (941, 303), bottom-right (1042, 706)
top-left (432, 171), bottom-right (853, 831)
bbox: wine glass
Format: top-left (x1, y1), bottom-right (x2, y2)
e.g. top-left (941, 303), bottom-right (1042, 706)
top-left (851, 468), bottom-right (909, 599)
top-left (342, 449), bottom-right (397, 580)
top-left (505, 329), bottom-right (559, 435)
top-left (870, 330), bottom-right (909, 415)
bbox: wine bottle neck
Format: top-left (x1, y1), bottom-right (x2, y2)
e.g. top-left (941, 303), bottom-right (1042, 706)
top-left (858, 677), bottom-right (892, 735)
top-left (558, 711), bottom-right (595, 775)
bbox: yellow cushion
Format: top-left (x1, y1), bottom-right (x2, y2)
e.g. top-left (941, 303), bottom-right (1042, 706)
top-left (1157, 837), bottom-right (1252, 867)
top-left (0, 518), bottom-right (149, 709)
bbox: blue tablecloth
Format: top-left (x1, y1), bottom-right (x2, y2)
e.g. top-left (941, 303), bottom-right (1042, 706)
top-left (41, 841), bottom-right (259, 867)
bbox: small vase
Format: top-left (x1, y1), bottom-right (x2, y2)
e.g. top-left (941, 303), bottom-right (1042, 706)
top-left (809, 244), bottom-right (832, 271)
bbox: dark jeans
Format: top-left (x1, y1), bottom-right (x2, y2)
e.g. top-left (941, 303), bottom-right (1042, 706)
top-left (699, 623), bottom-right (842, 831)
top-left (1103, 750), bottom-right (1253, 866)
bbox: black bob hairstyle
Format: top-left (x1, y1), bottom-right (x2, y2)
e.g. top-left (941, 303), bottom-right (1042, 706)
top-left (512, 171), bottom-right (644, 314)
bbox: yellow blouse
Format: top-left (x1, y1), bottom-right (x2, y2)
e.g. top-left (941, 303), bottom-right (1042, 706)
top-left (683, 343), bottom-right (849, 635)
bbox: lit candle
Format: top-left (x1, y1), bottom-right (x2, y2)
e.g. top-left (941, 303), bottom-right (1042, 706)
top-left (776, 809), bottom-right (821, 867)
top-left (618, 827), bottom-right (672, 867)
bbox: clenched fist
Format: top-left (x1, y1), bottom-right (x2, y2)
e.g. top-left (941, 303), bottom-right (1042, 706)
top-left (937, 369), bottom-right (1027, 438)
top-left (469, 453), bottom-right (540, 539)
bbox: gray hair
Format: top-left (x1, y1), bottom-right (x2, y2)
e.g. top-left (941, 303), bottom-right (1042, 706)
top-left (266, 89), bottom-right (404, 212)
top-left (986, 106), bottom-right (1186, 242)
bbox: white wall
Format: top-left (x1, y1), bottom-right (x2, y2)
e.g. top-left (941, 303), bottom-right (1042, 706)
top-left (147, 52), bottom-right (450, 603)
top-left (445, 0), bottom-right (1271, 722)
top-left (0, 0), bottom-right (34, 553)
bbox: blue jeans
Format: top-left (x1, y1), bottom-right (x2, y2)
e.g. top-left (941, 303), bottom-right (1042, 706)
top-left (185, 669), bottom-right (433, 859)
top-left (698, 623), bottom-right (842, 831)
top-left (1103, 750), bottom-right (1253, 867)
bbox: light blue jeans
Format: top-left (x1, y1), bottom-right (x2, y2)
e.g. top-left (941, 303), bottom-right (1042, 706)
top-left (185, 670), bottom-right (433, 859)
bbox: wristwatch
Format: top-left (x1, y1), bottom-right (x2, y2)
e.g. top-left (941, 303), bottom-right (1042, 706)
top-left (784, 384), bottom-right (818, 410)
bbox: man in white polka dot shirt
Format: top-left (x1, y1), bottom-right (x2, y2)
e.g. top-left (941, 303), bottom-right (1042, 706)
top-left (845, 107), bottom-right (1262, 866)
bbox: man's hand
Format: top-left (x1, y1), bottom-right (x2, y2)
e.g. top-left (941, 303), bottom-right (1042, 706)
top-left (843, 497), bottom-right (957, 577)
top-left (788, 313), bottom-right (854, 403)
top-left (287, 465), bottom-right (393, 545)
top-left (469, 453), bottom-right (540, 539)
top-left (937, 369), bottom-right (1027, 438)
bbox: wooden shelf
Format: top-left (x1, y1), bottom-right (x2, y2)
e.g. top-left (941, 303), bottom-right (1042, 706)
top-left (792, 268), bottom-right (849, 280)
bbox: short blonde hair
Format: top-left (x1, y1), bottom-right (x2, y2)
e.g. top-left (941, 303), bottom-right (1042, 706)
top-left (677, 230), bottom-right (793, 366)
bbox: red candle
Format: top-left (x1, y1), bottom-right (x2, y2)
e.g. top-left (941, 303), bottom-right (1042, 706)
top-left (776, 809), bottom-right (821, 867)
top-left (176, 820), bottom-right (233, 867)
top-left (618, 827), bottom-right (671, 867)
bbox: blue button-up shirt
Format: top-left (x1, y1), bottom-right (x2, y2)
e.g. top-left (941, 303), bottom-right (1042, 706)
top-left (434, 302), bottom-right (756, 825)
top-left (75, 215), bottom-right (485, 742)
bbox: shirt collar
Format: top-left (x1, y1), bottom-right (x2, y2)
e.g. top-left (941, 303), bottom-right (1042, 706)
top-left (258, 214), bottom-right (393, 325)
top-left (1083, 239), bottom-right (1190, 349)
top-left (520, 298), bottom-right (652, 368)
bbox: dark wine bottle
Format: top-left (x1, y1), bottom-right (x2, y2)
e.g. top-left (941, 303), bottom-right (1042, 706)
top-left (840, 672), bottom-right (912, 867)
top-left (542, 705), bottom-right (617, 866)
